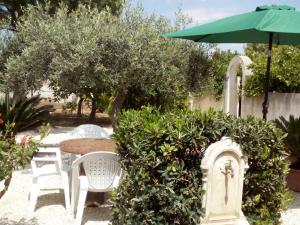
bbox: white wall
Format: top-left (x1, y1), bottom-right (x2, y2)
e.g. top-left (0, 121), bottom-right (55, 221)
top-left (191, 93), bottom-right (300, 120)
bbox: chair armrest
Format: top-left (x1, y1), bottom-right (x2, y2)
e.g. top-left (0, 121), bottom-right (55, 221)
top-left (112, 175), bottom-right (121, 188)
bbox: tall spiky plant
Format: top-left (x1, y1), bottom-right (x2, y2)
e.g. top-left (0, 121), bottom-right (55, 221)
top-left (275, 115), bottom-right (300, 169)
top-left (0, 95), bottom-right (53, 134)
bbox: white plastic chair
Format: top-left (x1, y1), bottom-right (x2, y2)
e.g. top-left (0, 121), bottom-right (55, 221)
top-left (29, 147), bottom-right (70, 213)
top-left (71, 152), bottom-right (121, 225)
top-left (69, 124), bottom-right (111, 139)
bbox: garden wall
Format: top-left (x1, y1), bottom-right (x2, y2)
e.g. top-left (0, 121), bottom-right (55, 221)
top-left (191, 93), bottom-right (300, 120)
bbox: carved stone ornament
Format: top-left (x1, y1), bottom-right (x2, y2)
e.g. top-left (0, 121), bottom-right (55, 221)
top-left (200, 137), bottom-right (249, 225)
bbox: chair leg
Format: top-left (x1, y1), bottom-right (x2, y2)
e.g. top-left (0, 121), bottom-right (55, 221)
top-left (71, 177), bottom-right (79, 216)
top-left (75, 185), bottom-right (88, 225)
top-left (61, 170), bottom-right (71, 213)
top-left (29, 177), bottom-right (39, 212)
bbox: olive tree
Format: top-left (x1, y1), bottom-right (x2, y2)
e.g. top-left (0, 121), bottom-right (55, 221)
top-left (110, 6), bottom-right (193, 122)
top-left (2, 3), bottom-right (224, 123)
top-left (2, 5), bottom-right (130, 120)
top-left (1, 4), bottom-right (196, 122)
top-left (1, 0), bottom-right (124, 27)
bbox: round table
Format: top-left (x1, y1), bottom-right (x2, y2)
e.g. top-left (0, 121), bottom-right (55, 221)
top-left (59, 138), bottom-right (117, 206)
top-left (59, 138), bottom-right (117, 154)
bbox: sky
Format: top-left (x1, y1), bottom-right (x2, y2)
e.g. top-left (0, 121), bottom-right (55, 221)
top-left (132, 0), bottom-right (300, 53)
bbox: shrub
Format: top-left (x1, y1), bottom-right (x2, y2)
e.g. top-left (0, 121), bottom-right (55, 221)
top-left (112, 107), bottom-right (289, 225)
top-left (0, 122), bottom-right (37, 198)
top-left (275, 115), bottom-right (300, 169)
top-left (0, 94), bottom-right (53, 134)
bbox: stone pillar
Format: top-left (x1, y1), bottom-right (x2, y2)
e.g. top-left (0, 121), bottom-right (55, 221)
top-left (201, 137), bottom-right (249, 225)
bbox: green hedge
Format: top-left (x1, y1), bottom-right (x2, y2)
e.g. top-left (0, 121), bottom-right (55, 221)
top-left (111, 107), bottom-right (289, 225)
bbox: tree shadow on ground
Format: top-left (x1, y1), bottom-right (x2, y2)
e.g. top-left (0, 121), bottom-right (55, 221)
top-left (82, 204), bottom-right (112, 224)
top-left (49, 113), bottom-right (111, 127)
top-left (0, 217), bottom-right (39, 225)
top-left (34, 191), bottom-right (65, 211)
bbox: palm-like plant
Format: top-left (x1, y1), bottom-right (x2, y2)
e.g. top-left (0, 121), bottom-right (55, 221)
top-left (275, 115), bottom-right (300, 169)
top-left (0, 95), bottom-right (53, 134)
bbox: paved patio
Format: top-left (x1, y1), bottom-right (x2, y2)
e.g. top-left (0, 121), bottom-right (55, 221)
top-left (0, 167), bottom-right (111, 225)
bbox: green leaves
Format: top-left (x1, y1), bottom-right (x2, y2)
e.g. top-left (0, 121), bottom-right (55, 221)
top-left (186, 48), bottom-right (237, 100)
top-left (161, 144), bottom-right (177, 157)
top-left (0, 122), bottom-right (37, 199)
top-left (275, 115), bottom-right (300, 167)
top-left (245, 44), bottom-right (300, 96)
top-left (0, 95), bottom-right (53, 134)
top-left (112, 107), bottom-right (288, 225)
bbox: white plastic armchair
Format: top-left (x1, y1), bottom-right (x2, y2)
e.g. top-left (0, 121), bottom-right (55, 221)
top-left (69, 124), bottom-right (111, 139)
top-left (71, 152), bottom-right (121, 225)
top-left (29, 147), bottom-right (70, 213)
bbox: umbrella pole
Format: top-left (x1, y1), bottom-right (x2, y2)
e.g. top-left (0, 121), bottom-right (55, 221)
top-left (262, 32), bottom-right (273, 120)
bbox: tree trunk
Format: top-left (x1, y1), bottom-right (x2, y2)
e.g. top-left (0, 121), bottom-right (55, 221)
top-left (77, 97), bottom-right (84, 117)
top-left (0, 174), bottom-right (12, 200)
top-left (89, 97), bottom-right (97, 122)
top-left (111, 87), bottom-right (126, 127)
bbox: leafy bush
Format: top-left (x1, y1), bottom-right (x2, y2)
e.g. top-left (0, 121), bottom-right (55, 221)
top-left (0, 122), bottom-right (37, 198)
top-left (112, 107), bottom-right (289, 225)
top-left (0, 95), bottom-right (53, 134)
top-left (275, 115), bottom-right (300, 169)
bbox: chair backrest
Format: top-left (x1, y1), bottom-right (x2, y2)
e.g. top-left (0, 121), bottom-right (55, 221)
top-left (31, 147), bottom-right (61, 175)
top-left (69, 124), bottom-right (110, 139)
top-left (72, 152), bottom-right (121, 191)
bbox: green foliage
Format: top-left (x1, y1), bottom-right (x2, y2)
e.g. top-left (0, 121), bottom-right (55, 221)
top-left (112, 107), bottom-right (289, 225)
top-left (62, 101), bottom-right (77, 114)
top-left (38, 122), bottom-right (51, 139)
top-left (187, 49), bottom-right (237, 100)
top-left (243, 74), bottom-right (265, 97)
top-left (1, 0), bottom-right (124, 26)
top-left (96, 93), bottom-right (112, 113)
top-left (244, 44), bottom-right (300, 96)
top-left (0, 4), bottom-right (196, 122)
top-left (0, 95), bottom-right (53, 134)
top-left (0, 122), bottom-right (37, 198)
top-left (275, 115), bottom-right (300, 169)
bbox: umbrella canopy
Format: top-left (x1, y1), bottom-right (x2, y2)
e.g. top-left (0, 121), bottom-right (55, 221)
top-left (164, 5), bottom-right (300, 119)
top-left (164, 5), bottom-right (300, 44)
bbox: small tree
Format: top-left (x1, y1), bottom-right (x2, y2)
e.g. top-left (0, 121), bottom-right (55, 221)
top-left (186, 48), bottom-right (237, 100)
top-left (1, 5), bottom-right (130, 120)
top-left (244, 44), bottom-right (300, 96)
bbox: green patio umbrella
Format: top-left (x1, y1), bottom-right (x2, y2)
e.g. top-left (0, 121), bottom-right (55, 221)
top-left (164, 5), bottom-right (300, 119)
